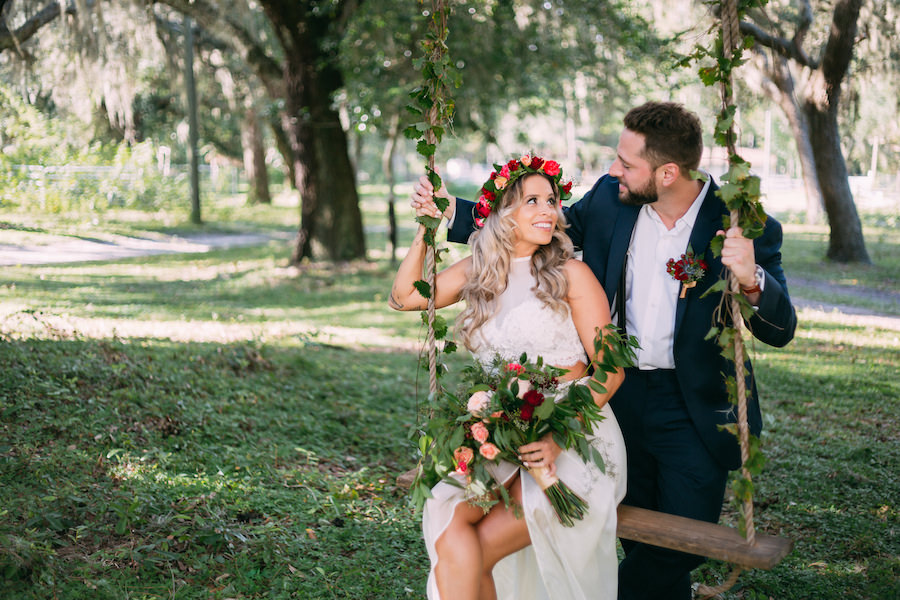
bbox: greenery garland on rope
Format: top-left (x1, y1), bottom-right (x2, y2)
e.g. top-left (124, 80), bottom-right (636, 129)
top-left (678, 0), bottom-right (771, 595)
top-left (405, 0), bottom-right (460, 397)
top-left (398, 1), bottom-right (458, 501)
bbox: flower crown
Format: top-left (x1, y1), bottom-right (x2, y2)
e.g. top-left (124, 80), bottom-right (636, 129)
top-left (474, 154), bottom-right (574, 228)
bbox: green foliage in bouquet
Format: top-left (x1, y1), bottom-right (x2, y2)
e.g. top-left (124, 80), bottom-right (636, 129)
top-left (409, 324), bottom-right (638, 526)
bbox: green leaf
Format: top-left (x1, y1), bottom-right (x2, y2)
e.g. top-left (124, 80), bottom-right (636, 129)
top-left (413, 280), bottom-right (431, 299)
top-left (700, 278), bottom-right (728, 298)
top-left (717, 182), bottom-right (741, 204)
top-left (710, 233), bottom-right (724, 257)
top-left (402, 125), bottom-right (421, 140)
top-left (588, 379), bottom-right (607, 395)
top-left (427, 167), bottom-right (442, 190)
top-left (433, 315), bottom-right (449, 339)
top-left (417, 141), bottom-right (436, 158)
top-left (535, 397), bottom-right (555, 420)
top-left (416, 214), bottom-right (442, 230)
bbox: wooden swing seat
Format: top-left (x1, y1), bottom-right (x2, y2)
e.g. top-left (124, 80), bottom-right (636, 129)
top-left (616, 504), bottom-right (792, 570)
top-left (396, 470), bottom-right (791, 570)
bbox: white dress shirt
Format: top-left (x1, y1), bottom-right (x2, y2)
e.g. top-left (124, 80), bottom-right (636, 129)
top-left (625, 178), bottom-right (710, 369)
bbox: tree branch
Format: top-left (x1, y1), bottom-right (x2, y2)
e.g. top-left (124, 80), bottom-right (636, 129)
top-left (0, 0), bottom-right (85, 52)
top-left (820, 0), bottom-right (863, 97)
top-left (739, 19), bottom-right (817, 69)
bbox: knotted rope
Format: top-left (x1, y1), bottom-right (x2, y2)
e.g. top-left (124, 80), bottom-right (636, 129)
top-left (697, 1), bottom-right (756, 596)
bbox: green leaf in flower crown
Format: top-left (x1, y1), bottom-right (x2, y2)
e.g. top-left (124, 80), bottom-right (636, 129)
top-left (414, 280), bottom-right (431, 299)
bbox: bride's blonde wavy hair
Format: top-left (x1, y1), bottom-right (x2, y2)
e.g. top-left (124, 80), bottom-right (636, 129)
top-left (457, 173), bottom-right (574, 351)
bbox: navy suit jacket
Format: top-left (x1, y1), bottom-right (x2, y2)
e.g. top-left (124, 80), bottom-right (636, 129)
top-left (449, 174), bottom-right (797, 470)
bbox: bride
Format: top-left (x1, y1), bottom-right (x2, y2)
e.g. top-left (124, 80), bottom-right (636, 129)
top-left (389, 155), bottom-right (627, 600)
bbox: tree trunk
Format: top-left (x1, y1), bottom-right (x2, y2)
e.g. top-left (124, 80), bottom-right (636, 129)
top-left (803, 80), bottom-right (869, 263)
top-left (802, 0), bottom-right (869, 263)
top-left (270, 12), bottom-right (364, 263)
top-left (764, 56), bottom-right (822, 224)
top-left (269, 111), bottom-right (299, 193)
top-left (382, 114), bottom-right (400, 265)
top-left (241, 106), bottom-right (271, 204)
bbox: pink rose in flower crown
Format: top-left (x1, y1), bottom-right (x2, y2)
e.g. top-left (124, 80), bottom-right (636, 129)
top-left (499, 164), bottom-right (511, 179)
top-left (542, 160), bottom-right (560, 176)
top-left (467, 390), bottom-right (492, 416)
top-left (470, 421), bottom-right (490, 444)
top-left (494, 176), bottom-right (508, 190)
top-left (518, 155), bottom-right (531, 167)
top-left (479, 442), bottom-right (501, 460)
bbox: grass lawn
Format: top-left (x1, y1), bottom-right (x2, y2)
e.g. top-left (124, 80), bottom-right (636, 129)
top-left (1, 198), bottom-right (898, 599)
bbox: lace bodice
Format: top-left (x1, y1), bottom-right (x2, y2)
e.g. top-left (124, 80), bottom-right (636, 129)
top-left (470, 256), bottom-right (587, 368)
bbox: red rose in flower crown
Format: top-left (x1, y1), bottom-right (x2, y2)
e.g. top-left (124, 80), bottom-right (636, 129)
top-left (474, 153), bottom-right (574, 228)
top-left (666, 245), bottom-right (708, 298)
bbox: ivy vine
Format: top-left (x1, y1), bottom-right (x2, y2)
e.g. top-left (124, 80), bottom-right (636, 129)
top-left (404, 1), bottom-right (460, 381)
top-left (678, 0), bottom-right (770, 537)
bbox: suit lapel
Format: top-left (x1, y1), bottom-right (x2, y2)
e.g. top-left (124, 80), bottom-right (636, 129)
top-left (674, 181), bottom-right (724, 340)
top-left (605, 203), bottom-right (640, 307)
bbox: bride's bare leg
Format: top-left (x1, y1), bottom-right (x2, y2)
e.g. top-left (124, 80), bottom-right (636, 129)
top-left (434, 499), bottom-right (489, 598)
top-left (475, 476), bottom-right (531, 600)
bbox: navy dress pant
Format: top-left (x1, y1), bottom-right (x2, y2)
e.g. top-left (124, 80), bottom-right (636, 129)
top-left (611, 368), bottom-right (730, 600)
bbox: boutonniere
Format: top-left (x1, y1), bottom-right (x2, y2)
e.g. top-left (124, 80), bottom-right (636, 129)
top-left (666, 246), bottom-right (708, 298)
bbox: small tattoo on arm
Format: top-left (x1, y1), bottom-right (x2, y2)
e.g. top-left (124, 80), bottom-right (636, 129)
top-left (389, 293), bottom-right (404, 309)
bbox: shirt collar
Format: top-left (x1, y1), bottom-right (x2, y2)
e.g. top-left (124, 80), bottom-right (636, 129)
top-left (641, 173), bottom-right (710, 233)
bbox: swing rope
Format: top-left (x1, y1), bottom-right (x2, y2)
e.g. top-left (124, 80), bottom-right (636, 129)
top-left (696, 1), bottom-right (756, 596)
top-left (423, 0), bottom-right (447, 400)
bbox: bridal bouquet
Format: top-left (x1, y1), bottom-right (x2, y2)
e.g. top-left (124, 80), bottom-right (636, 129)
top-left (411, 339), bottom-right (628, 526)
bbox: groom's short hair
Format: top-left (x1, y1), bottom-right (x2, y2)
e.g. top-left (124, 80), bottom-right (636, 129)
top-left (624, 102), bottom-right (703, 176)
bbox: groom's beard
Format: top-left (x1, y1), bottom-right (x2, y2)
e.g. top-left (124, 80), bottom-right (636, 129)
top-left (618, 178), bottom-right (658, 206)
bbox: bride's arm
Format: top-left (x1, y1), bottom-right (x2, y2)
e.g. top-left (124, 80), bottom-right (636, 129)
top-left (565, 259), bottom-right (625, 407)
top-left (388, 224), bottom-right (470, 311)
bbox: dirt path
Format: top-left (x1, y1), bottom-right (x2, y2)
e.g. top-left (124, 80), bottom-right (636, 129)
top-left (0, 231), bottom-right (290, 266)
top-left (2, 231), bottom-right (897, 330)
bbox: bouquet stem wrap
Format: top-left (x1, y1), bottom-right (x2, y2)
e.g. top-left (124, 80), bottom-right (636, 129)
top-left (527, 466), bottom-right (588, 527)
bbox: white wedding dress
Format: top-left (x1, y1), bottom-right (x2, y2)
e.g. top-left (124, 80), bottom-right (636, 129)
top-left (423, 256), bottom-right (627, 600)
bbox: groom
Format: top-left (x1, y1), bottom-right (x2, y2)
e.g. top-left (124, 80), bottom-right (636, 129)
top-left (412, 101), bottom-right (797, 599)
